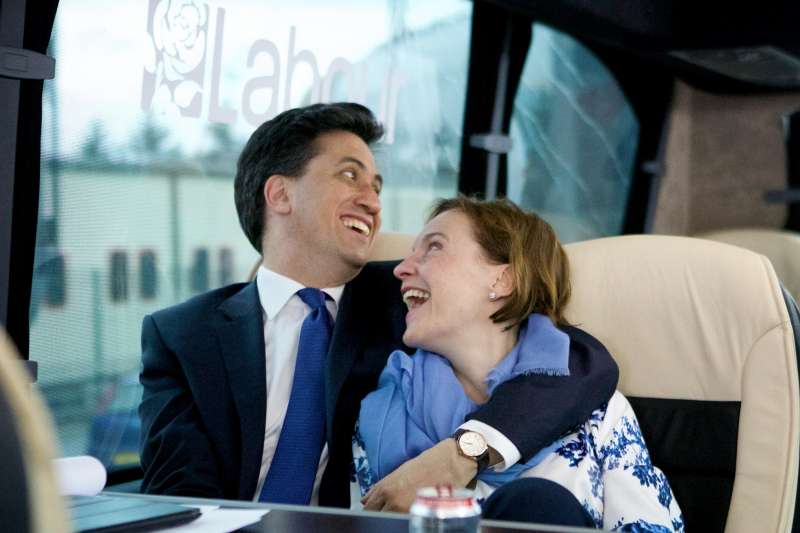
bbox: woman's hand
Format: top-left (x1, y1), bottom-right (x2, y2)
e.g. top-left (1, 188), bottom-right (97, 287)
top-left (361, 438), bottom-right (478, 512)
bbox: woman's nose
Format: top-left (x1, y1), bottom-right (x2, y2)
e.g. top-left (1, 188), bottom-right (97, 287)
top-left (393, 254), bottom-right (417, 280)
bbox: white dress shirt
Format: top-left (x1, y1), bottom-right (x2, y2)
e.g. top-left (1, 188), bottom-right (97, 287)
top-left (252, 265), bottom-right (343, 504)
top-left (252, 264), bottom-right (520, 505)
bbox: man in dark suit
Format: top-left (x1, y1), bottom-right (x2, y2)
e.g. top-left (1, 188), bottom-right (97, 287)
top-left (139, 103), bottom-right (618, 510)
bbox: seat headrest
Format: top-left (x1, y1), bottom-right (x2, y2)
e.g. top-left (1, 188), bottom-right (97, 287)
top-left (563, 234), bottom-right (791, 400)
top-left (368, 232), bottom-right (415, 262)
top-left (698, 228), bottom-right (800, 303)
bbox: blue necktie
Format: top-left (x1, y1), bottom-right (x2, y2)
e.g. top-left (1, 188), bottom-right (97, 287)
top-left (259, 288), bottom-right (332, 504)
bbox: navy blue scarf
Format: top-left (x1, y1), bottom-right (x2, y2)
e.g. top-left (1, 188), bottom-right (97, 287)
top-left (358, 314), bottom-right (570, 486)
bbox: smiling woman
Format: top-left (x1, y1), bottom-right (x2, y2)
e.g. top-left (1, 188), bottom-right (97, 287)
top-left (396, 197), bottom-right (571, 367)
top-left (355, 197), bottom-right (685, 530)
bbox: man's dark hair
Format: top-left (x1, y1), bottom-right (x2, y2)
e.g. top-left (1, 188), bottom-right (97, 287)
top-left (234, 102), bottom-right (384, 252)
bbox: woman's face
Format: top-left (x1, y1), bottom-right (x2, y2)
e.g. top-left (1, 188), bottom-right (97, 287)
top-left (393, 210), bottom-right (506, 354)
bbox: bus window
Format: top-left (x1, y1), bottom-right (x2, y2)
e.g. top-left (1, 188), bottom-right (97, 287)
top-left (110, 252), bottom-right (129, 303)
top-left (190, 248), bottom-right (210, 294)
top-left (139, 251), bottom-right (158, 300)
top-left (219, 247), bottom-right (234, 287)
top-left (30, 0), bottom-right (472, 465)
top-left (508, 24), bottom-right (639, 243)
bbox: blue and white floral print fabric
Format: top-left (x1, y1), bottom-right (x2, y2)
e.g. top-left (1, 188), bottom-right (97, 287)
top-left (353, 391), bottom-right (684, 531)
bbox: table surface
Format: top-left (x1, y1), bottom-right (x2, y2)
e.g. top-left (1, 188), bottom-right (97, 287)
top-left (102, 491), bottom-right (596, 533)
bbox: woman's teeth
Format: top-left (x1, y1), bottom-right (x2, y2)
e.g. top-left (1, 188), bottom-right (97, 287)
top-left (402, 289), bottom-right (430, 309)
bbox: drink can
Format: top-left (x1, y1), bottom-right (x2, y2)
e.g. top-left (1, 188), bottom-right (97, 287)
top-left (409, 485), bottom-right (481, 533)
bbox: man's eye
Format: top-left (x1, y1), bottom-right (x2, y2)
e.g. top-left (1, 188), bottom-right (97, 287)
top-left (428, 241), bottom-right (442, 251)
top-left (342, 170), bottom-right (356, 180)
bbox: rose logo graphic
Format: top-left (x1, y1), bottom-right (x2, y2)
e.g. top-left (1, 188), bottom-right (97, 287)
top-left (142, 0), bottom-right (209, 117)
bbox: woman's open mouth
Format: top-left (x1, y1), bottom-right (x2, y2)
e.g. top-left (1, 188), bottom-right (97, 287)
top-left (401, 288), bottom-right (430, 311)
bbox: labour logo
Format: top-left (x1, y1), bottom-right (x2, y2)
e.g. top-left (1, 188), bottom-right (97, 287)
top-left (141, 0), bottom-right (209, 117)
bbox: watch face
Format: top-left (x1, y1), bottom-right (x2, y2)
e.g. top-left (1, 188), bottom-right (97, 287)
top-left (458, 431), bottom-right (488, 457)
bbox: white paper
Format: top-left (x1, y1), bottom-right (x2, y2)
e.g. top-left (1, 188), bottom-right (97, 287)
top-left (54, 455), bottom-right (107, 496)
top-left (156, 506), bottom-right (269, 533)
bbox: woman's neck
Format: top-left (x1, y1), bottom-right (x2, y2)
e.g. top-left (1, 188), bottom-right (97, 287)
top-left (447, 323), bottom-right (519, 404)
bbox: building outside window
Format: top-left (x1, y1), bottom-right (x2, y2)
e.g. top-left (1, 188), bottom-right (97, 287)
top-left (190, 248), bottom-right (210, 294)
top-left (139, 250), bottom-right (158, 299)
top-left (44, 253), bottom-right (67, 307)
top-left (219, 247), bottom-right (234, 287)
top-left (109, 251), bottom-right (129, 303)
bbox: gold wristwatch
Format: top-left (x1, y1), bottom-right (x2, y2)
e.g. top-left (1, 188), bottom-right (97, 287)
top-left (452, 429), bottom-right (491, 474)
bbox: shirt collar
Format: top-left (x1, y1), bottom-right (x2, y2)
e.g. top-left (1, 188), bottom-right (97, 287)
top-left (255, 265), bottom-right (345, 319)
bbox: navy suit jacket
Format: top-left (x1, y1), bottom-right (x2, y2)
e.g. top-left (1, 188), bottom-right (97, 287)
top-left (139, 261), bottom-right (618, 507)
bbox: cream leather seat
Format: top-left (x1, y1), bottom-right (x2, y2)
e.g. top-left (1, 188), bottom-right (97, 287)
top-left (370, 232), bottom-right (800, 533)
top-left (699, 228), bottom-right (800, 302)
top-left (0, 329), bottom-right (68, 533)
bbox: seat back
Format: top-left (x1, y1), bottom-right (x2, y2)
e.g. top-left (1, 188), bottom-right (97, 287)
top-left (564, 235), bottom-right (799, 533)
top-left (699, 228), bottom-right (800, 303)
top-left (0, 329), bottom-right (68, 533)
top-left (368, 232), bottom-right (415, 262)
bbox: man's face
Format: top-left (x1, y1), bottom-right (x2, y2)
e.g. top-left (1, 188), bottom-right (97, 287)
top-left (284, 130), bottom-right (382, 276)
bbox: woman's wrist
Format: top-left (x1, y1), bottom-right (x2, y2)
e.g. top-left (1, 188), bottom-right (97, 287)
top-left (445, 437), bottom-right (479, 486)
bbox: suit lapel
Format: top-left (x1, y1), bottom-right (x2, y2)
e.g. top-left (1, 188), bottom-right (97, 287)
top-left (215, 281), bottom-right (266, 498)
top-left (325, 281), bottom-right (362, 443)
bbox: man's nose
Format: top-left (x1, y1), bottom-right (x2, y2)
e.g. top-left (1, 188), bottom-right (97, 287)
top-left (356, 185), bottom-right (381, 215)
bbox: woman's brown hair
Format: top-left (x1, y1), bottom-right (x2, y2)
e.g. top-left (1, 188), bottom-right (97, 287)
top-left (429, 196), bottom-right (571, 327)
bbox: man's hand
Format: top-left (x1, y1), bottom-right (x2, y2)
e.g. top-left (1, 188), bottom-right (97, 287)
top-left (361, 438), bottom-right (477, 512)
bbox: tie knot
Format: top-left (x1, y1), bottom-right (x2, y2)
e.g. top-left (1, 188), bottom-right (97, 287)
top-left (297, 288), bottom-right (328, 311)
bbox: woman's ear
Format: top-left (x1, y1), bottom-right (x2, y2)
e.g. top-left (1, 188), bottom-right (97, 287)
top-left (492, 265), bottom-right (514, 298)
top-left (264, 175), bottom-right (291, 215)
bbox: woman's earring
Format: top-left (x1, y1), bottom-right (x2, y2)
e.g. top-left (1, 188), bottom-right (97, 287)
top-left (489, 276), bottom-right (501, 301)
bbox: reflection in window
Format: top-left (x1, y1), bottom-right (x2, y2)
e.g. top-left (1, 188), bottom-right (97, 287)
top-left (508, 24), bottom-right (639, 243)
top-left (109, 251), bottom-right (129, 302)
top-left (190, 249), bottom-right (209, 294)
top-left (219, 248), bottom-right (234, 287)
top-left (139, 251), bottom-right (157, 299)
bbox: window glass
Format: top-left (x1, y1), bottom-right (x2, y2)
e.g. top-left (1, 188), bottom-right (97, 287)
top-left (508, 24), bottom-right (640, 242)
top-left (190, 248), bottom-right (210, 294)
top-left (139, 251), bottom-right (158, 299)
top-left (110, 252), bottom-right (129, 302)
top-left (30, 0), bottom-right (471, 465)
top-left (219, 247), bottom-right (234, 287)
top-left (44, 254), bottom-right (67, 307)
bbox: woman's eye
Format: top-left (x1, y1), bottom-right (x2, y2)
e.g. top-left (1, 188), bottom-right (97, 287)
top-left (428, 241), bottom-right (442, 251)
top-left (342, 170), bottom-right (356, 180)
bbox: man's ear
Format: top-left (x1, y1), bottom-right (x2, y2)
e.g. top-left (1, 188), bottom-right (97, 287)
top-left (264, 175), bottom-right (292, 215)
top-left (492, 265), bottom-right (514, 298)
